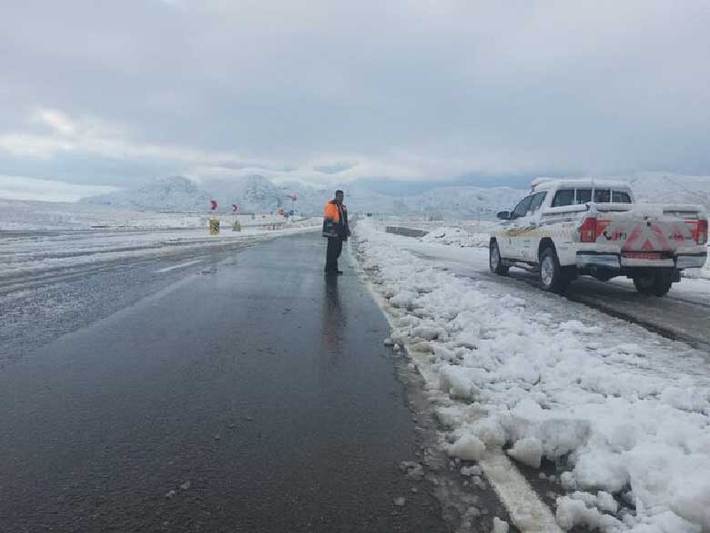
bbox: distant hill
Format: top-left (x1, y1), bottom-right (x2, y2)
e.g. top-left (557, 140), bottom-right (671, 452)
top-left (78, 173), bottom-right (710, 218)
top-left (80, 175), bottom-right (526, 218)
top-left (81, 176), bottom-right (211, 212)
top-left (209, 174), bottom-right (287, 213)
top-left (628, 173), bottom-right (710, 209)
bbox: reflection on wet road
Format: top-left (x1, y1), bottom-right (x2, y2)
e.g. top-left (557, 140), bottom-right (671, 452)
top-left (0, 233), bottom-right (450, 532)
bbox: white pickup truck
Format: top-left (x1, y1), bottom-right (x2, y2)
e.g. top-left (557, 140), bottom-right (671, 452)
top-left (489, 179), bottom-right (708, 296)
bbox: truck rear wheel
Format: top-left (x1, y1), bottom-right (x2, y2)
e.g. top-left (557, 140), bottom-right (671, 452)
top-left (489, 240), bottom-right (509, 275)
top-left (539, 247), bottom-right (569, 293)
top-left (632, 270), bottom-right (672, 297)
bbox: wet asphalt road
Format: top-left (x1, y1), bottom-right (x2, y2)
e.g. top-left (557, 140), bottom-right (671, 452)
top-left (0, 233), bottom-right (454, 533)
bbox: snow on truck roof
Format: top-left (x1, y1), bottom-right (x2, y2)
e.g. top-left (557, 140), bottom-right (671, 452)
top-left (530, 178), bottom-right (631, 191)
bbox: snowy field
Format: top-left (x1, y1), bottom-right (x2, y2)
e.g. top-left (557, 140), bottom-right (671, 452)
top-left (0, 222), bottom-right (319, 280)
top-left (0, 199), bottom-right (320, 283)
top-left (0, 197), bottom-right (308, 231)
top-left (354, 219), bottom-right (710, 532)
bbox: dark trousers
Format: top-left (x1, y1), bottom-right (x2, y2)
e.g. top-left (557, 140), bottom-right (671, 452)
top-left (325, 237), bottom-right (343, 272)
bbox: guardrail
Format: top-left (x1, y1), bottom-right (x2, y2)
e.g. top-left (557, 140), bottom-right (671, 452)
top-left (385, 226), bottom-right (428, 238)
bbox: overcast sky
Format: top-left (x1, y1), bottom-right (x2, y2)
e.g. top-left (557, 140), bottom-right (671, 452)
top-left (1, 0), bottom-right (709, 196)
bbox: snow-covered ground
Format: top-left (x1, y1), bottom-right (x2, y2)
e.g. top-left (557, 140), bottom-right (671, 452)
top-left (0, 223), bottom-right (317, 279)
top-left (0, 198), bottom-right (321, 281)
top-left (354, 219), bottom-right (710, 532)
top-left (0, 203), bottom-right (320, 289)
top-left (420, 223), bottom-right (496, 249)
top-left (0, 197), bottom-right (303, 231)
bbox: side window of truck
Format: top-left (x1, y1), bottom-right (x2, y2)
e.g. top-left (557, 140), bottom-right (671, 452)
top-left (612, 190), bottom-right (631, 203)
top-left (529, 191), bottom-right (546, 213)
top-left (552, 189), bottom-right (574, 207)
top-left (512, 195), bottom-right (534, 219)
top-left (594, 189), bottom-right (611, 203)
top-left (575, 189), bottom-right (592, 204)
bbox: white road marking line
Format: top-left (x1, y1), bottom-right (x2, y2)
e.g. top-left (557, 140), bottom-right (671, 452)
top-left (480, 451), bottom-right (562, 533)
top-left (354, 250), bottom-right (562, 533)
top-left (154, 258), bottom-right (204, 273)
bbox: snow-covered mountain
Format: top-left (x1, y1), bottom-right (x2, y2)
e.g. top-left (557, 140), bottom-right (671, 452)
top-left (79, 173), bottom-right (710, 219)
top-left (80, 175), bottom-right (525, 218)
top-left (209, 175), bottom-right (287, 213)
top-left (399, 185), bottom-right (525, 218)
top-left (81, 176), bottom-right (211, 212)
top-left (628, 173), bottom-right (710, 209)
top-left (271, 181), bottom-right (525, 219)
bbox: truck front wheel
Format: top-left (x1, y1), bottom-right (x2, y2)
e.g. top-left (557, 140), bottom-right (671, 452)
top-left (489, 240), bottom-right (509, 275)
top-left (632, 270), bottom-right (672, 297)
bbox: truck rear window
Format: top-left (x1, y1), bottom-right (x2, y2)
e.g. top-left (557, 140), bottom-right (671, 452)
top-left (612, 190), bottom-right (631, 203)
top-left (551, 187), bottom-right (632, 207)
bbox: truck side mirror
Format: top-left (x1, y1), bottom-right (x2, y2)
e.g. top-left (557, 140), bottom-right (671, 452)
top-left (497, 210), bottom-right (511, 220)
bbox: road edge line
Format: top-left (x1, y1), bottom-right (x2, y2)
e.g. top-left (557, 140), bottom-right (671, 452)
top-left (349, 242), bottom-right (563, 533)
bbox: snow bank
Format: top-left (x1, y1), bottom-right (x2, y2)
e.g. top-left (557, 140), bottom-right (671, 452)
top-left (418, 221), bottom-right (502, 249)
top-left (354, 219), bottom-right (710, 532)
top-left (421, 226), bottom-right (490, 248)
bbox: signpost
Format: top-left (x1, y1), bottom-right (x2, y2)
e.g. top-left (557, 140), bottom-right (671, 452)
top-left (209, 200), bottom-right (220, 235)
top-left (232, 204), bottom-right (241, 231)
top-left (287, 193), bottom-right (297, 215)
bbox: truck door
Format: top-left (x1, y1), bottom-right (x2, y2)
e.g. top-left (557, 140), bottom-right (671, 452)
top-left (504, 195), bottom-right (534, 260)
top-left (520, 191), bottom-right (547, 261)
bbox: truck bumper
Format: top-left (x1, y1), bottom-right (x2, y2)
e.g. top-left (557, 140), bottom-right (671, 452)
top-left (676, 253), bottom-right (708, 269)
top-left (576, 252), bottom-right (620, 269)
top-left (576, 252), bottom-right (707, 270)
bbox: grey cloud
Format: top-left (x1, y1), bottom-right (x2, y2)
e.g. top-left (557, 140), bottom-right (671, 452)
top-left (1, 0), bottom-right (709, 189)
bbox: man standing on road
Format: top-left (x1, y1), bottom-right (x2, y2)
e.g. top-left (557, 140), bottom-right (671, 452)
top-left (323, 190), bottom-right (350, 275)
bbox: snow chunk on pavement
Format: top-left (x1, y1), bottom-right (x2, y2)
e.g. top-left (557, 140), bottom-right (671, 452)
top-left (460, 464), bottom-right (482, 477)
top-left (448, 434), bottom-right (485, 462)
top-left (507, 437), bottom-right (543, 468)
top-left (491, 516), bottom-right (510, 533)
top-left (556, 496), bottom-right (622, 531)
top-left (439, 365), bottom-right (478, 400)
top-left (573, 448), bottom-right (629, 493)
top-left (471, 418), bottom-right (507, 448)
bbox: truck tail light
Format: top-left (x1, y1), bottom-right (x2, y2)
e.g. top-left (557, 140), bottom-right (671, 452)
top-left (697, 219), bottom-right (708, 245)
top-left (579, 217), bottom-right (598, 243)
top-left (684, 219), bottom-right (708, 245)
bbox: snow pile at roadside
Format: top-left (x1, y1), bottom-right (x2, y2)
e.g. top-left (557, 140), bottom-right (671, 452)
top-left (355, 219), bottom-right (710, 532)
top-left (421, 226), bottom-right (490, 248)
top-left (420, 221), bottom-right (501, 248)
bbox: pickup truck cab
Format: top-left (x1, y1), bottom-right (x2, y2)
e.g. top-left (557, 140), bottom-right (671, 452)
top-left (489, 179), bottom-right (708, 296)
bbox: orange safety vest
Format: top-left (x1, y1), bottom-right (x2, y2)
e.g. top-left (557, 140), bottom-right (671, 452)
top-left (323, 201), bottom-right (343, 223)
top-left (323, 200), bottom-right (348, 238)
